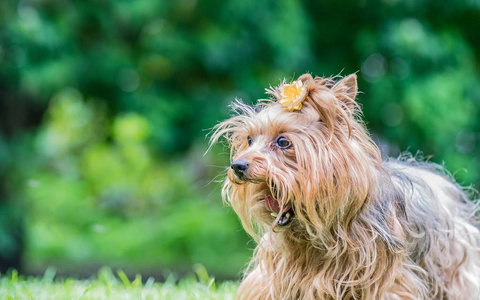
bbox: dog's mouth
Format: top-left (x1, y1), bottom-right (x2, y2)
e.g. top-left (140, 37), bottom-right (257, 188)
top-left (265, 189), bottom-right (294, 226)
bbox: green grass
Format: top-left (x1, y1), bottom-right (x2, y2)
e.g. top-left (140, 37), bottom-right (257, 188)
top-left (0, 266), bottom-right (238, 300)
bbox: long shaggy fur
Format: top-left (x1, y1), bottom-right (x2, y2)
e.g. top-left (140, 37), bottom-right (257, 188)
top-left (210, 73), bottom-right (480, 299)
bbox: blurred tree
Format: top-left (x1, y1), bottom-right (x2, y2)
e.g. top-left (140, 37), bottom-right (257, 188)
top-left (0, 0), bottom-right (479, 278)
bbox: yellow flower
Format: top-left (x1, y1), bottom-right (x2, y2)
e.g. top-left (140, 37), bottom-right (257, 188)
top-left (279, 80), bottom-right (307, 111)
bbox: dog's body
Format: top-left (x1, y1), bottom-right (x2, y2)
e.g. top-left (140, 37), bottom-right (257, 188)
top-left (212, 73), bottom-right (480, 299)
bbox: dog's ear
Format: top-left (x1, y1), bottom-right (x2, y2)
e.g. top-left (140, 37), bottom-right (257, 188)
top-left (331, 74), bottom-right (358, 116)
top-left (333, 74), bottom-right (357, 100)
top-left (296, 73), bottom-right (359, 136)
top-left (298, 73), bottom-right (358, 114)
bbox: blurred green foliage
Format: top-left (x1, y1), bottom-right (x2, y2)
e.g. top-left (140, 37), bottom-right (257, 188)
top-left (18, 90), bottom-right (249, 277)
top-left (0, 0), bottom-right (479, 279)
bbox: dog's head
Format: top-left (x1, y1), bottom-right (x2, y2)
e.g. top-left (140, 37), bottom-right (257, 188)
top-left (211, 73), bottom-right (381, 241)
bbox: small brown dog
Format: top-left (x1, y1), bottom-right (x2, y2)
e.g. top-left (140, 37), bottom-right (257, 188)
top-left (211, 73), bottom-right (480, 299)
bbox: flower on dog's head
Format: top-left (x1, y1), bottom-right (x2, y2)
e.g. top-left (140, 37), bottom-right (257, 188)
top-left (279, 80), bottom-right (307, 111)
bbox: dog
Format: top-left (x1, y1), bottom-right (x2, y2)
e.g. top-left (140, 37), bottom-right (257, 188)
top-left (210, 73), bottom-right (480, 299)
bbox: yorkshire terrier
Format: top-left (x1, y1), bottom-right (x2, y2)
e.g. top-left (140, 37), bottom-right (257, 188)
top-left (211, 73), bottom-right (480, 299)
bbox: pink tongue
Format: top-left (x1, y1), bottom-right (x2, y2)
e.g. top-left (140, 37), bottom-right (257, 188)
top-left (265, 195), bottom-right (281, 213)
top-left (265, 195), bottom-right (291, 213)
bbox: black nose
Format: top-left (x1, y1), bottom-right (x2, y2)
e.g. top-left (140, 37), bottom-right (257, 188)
top-left (231, 160), bottom-right (249, 177)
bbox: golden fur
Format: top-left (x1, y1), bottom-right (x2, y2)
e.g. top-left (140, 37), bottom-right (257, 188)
top-left (210, 73), bottom-right (480, 299)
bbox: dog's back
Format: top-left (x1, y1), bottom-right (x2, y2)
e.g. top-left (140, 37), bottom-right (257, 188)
top-left (384, 158), bottom-right (480, 299)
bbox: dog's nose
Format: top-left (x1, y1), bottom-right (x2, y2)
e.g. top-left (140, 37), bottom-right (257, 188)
top-left (231, 160), bottom-right (249, 178)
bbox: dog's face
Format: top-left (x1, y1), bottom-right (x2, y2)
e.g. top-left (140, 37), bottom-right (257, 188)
top-left (212, 74), bottom-right (381, 240)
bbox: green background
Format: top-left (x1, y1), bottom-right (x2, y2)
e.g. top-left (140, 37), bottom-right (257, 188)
top-left (0, 0), bottom-right (479, 280)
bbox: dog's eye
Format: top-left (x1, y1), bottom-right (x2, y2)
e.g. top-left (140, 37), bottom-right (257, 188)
top-left (247, 136), bottom-right (253, 146)
top-left (276, 137), bottom-right (291, 149)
